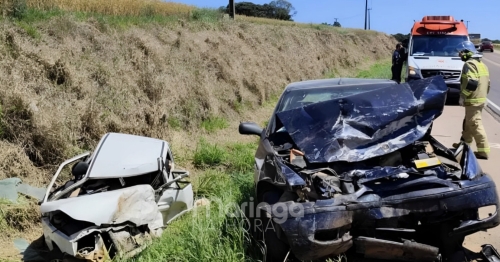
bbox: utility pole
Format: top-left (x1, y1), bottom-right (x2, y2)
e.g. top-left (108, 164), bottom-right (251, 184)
top-left (364, 0), bottom-right (368, 30)
top-left (229, 0), bottom-right (235, 19)
top-left (368, 8), bottom-right (372, 30)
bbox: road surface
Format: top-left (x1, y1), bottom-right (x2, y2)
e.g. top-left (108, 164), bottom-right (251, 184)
top-left (481, 52), bottom-right (500, 117)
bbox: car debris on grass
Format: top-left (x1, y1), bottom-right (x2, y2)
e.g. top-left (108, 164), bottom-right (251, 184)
top-left (239, 75), bottom-right (500, 262)
top-left (0, 178), bottom-right (46, 204)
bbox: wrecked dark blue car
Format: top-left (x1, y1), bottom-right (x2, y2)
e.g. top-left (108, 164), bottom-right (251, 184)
top-left (238, 76), bottom-right (499, 262)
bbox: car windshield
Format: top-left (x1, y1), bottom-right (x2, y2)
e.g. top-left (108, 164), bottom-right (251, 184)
top-left (276, 84), bottom-right (385, 114)
top-left (410, 35), bottom-right (468, 57)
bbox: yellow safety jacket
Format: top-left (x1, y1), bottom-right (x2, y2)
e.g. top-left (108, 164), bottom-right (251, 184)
top-left (460, 58), bottom-right (491, 106)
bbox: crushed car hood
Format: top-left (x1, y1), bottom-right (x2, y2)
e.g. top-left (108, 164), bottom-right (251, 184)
top-left (276, 76), bottom-right (448, 163)
top-left (40, 184), bottom-right (163, 228)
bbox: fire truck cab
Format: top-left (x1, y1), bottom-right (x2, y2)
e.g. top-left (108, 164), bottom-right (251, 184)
top-left (405, 16), bottom-right (472, 93)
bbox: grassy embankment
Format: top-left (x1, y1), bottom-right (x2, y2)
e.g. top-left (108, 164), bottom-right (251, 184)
top-left (0, 0), bottom-right (396, 261)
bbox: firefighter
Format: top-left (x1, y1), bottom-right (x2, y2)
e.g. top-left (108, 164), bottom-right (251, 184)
top-left (391, 43), bottom-right (404, 84)
top-left (452, 41), bottom-right (491, 159)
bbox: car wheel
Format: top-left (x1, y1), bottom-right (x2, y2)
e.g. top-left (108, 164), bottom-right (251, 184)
top-left (258, 191), bottom-right (291, 262)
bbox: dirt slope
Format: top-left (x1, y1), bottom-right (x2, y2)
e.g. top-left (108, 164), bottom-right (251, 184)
top-left (0, 16), bottom-right (395, 182)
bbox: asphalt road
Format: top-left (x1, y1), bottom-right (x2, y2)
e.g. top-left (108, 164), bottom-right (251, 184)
top-left (481, 52), bottom-right (500, 116)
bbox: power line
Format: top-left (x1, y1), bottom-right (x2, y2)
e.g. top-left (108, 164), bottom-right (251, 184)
top-left (337, 13), bottom-right (364, 20)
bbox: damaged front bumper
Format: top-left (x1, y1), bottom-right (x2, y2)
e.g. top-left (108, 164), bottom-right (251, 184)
top-left (267, 174), bottom-right (500, 261)
top-left (41, 218), bottom-right (160, 261)
top-left (40, 185), bottom-right (164, 260)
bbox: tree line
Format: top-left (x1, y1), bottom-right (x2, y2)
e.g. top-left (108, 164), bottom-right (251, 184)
top-left (321, 21), bottom-right (341, 27)
top-left (220, 0), bottom-right (296, 21)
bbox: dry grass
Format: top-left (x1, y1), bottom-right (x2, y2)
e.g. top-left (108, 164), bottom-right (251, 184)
top-left (236, 14), bottom-right (376, 35)
top-left (0, 196), bottom-right (42, 260)
top-left (24, 0), bottom-right (194, 16)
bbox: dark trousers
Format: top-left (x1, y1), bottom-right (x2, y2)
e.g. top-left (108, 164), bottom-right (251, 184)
top-left (391, 64), bottom-right (403, 83)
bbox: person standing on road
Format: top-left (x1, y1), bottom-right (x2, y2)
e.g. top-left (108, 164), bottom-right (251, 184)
top-left (453, 42), bottom-right (491, 160)
top-left (391, 43), bottom-right (404, 84)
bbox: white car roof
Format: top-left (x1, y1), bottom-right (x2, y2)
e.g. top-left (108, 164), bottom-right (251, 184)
top-left (86, 133), bottom-right (168, 179)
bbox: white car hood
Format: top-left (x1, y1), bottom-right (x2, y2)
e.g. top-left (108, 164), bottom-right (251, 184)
top-left (408, 56), bottom-right (464, 71)
top-left (40, 184), bottom-right (162, 228)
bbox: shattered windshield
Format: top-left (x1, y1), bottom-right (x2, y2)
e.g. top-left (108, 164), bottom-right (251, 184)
top-left (276, 84), bottom-right (387, 113)
top-left (411, 35), bottom-right (468, 57)
top-left (274, 76), bottom-right (448, 163)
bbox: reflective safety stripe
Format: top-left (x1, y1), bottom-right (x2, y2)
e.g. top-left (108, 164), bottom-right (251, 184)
top-left (465, 97), bottom-right (487, 103)
top-left (477, 147), bottom-right (491, 153)
top-left (467, 60), bottom-right (489, 78)
top-left (462, 89), bottom-right (472, 96)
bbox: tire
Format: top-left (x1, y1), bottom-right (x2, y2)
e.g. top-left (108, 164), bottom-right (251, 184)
top-left (258, 191), bottom-right (291, 262)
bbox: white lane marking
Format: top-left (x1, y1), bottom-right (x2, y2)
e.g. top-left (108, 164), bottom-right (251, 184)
top-left (490, 143), bottom-right (500, 149)
top-left (482, 56), bottom-right (500, 67)
top-left (488, 99), bottom-right (500, 112)
top-left (483, 56), bottom-right (500, 115)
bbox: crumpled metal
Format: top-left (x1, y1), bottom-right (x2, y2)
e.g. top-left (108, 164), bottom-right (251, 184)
top-left (276, 76), bottom-right (448, 163)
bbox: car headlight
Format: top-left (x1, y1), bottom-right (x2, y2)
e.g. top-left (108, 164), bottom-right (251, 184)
top-left (408, 66), bottom-right (421, 78)
top-left (408, 66), bottom-right (416, 75)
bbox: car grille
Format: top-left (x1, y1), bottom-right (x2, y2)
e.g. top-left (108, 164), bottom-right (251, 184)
top-left (421, 70), bottom-right (461, 81)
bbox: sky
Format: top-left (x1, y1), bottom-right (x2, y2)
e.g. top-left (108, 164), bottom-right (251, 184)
top-left (174, 0), bottom-right (500, 40)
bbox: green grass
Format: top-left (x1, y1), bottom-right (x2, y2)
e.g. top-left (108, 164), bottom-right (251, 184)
top-left (167, 116), bottom-right (182, 131)
top-left (225, 142), bottom-right (256, 173)
top-left (17, 20), bottom-right (41, 39)
top-left (10, 8), bottom-right (66, 23)
top-left (193, 138), bottom-right (227, 168)
top-left (3, 7), bottom-right (226, 29)
top-left (355, 59), bottom-right (392, 79)
top-left (201, 116), bottom-right (229, 133)
top-left (325, 59), bottom-right (406, 81)
top-left (193, 138), bottom-right (257, 172)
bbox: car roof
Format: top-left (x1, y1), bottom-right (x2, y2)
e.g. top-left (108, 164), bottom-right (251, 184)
top-left (86, 132), bottom-right (168, 179)
top-left (284, 78), bottom-right (398, 91)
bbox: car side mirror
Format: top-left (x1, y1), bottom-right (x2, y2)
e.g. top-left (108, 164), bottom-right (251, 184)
top-left (239, 122), bottom-right (263, 136)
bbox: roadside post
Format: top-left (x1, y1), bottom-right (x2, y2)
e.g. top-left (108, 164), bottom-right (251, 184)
top-left (229, 0), bottom-right (235, 19)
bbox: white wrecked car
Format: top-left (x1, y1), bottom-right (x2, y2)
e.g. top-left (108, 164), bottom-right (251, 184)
top-left (39, 132), bottom-right (194, 261)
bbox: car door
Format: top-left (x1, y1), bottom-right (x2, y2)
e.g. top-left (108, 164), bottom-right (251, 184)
top-left (156, 148), bottom-right (194, 225)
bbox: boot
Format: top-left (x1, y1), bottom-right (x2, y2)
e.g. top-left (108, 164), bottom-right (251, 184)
top-left (453, 138), bottom-right (466, 149)
top-left (474, 152), bottom-right (489, 160)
